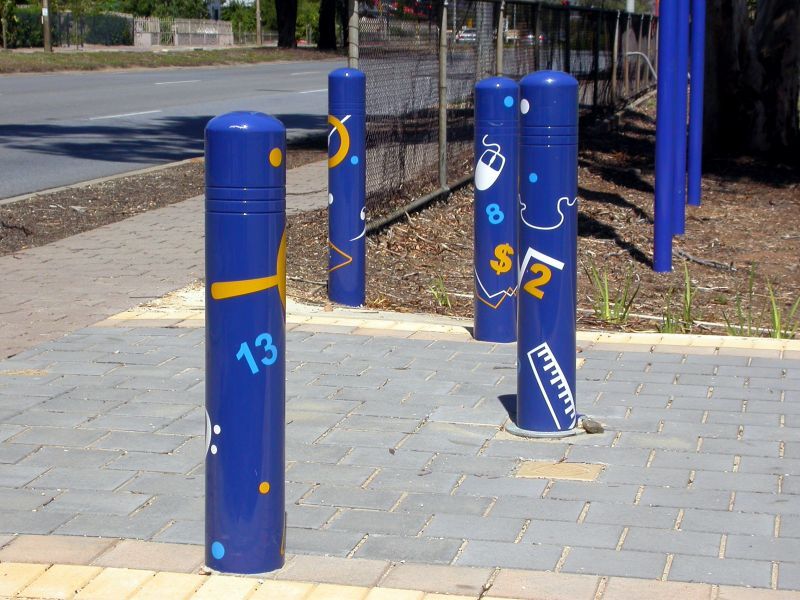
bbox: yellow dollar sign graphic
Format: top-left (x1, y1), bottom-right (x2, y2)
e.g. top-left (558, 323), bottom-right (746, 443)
top-left (489, 243), bottom-right (514, 275)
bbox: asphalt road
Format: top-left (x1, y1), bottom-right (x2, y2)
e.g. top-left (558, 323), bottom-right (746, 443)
top-left (0, 58), bottom-right (344, 199)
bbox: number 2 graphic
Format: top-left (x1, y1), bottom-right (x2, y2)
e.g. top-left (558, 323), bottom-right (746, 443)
top-left (523, 263), bottom-right (552, 299)
top-left (236, 332), bottom-right (278, 375)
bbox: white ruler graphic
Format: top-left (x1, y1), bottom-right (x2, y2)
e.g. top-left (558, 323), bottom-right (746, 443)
top-left (526, 342), bottom-right (576, 430)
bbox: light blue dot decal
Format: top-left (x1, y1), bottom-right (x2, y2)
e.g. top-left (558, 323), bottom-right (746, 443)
top-left (211, 541), bottom-right (225, 560)
top-left (529, 172), bottom-right (539, 183)
top-left (350, 156), bottom-right (359, 165)
top-left (503, 95), bottom-right (514, 108)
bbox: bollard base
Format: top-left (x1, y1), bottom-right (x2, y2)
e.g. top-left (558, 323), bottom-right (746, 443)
top-left (505, 421), bottom-right (579, 439)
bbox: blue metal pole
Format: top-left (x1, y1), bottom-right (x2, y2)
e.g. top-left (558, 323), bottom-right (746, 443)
top-left (687, 0), bottom-right (706, 206)
top-left (672, 0), bottom-right (690, 236)
top-left (473, 77), bottom-right (519, 343)
top-left (328, 68), bottom-right (367, 307)
top-left (205, 111), bottom-right (286, 574)
top-left (653, 0), bottom-right (677, 271)
top-left (512, 71), bottom-right (578, 437)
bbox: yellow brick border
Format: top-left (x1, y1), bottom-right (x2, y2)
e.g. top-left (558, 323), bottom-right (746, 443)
top-left (95, 285), bottom-right (800, 356)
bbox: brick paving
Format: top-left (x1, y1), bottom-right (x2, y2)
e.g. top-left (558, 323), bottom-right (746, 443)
top-left (1, 157), bottom-right (799, 596)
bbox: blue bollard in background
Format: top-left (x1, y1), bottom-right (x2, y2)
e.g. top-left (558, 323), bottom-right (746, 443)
top-left (473, 77), bottom-right (519, 343)
top-left (672, 0), bottom-right (690, 236)
top-left (512, 71), bottom-right (578, 437)
top-left (205, 111), bottom-right (286, 574)
top-left (328, 68), bottom-right (367, 307)
top-left (687, 0), bottom-right (706, 207)
top-left (653, 0), bottom-right (678, 271)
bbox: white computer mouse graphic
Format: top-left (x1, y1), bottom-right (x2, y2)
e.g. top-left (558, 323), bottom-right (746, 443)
top-left (475, 135), bottom-right (505, 191)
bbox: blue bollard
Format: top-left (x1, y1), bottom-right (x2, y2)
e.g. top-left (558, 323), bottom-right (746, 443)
top-left (473, 77), bottom-right (519, 343)
top-left (205, 111), bottom-right (286, 574)
top-left (512, 71), bottom-right (578, 437)
top-left (653, 0), bottom-right (678, 271)
top-left (672, 0), bottom-right (690, 236)
top-left (328, 68), bottom-right (367, 307)
top-left (687, 0), bottom-right (706, 207)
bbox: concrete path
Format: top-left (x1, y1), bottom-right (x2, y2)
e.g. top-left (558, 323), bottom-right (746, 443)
top-left (1, 162), bottom-right (799, 598)
top-left (0, 158), bottom-right (327, 360)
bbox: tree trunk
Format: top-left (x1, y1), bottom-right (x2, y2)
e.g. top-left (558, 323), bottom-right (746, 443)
top-left (704, 0), bottom-right (799, 155)
top-left (318, 0), bottom-right (336, 50)
top-left (275, 0), bottom-right (297, 48)
top-left (336, 0), bottom-right (348, 50)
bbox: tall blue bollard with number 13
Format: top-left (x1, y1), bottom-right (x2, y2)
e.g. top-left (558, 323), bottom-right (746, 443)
top-left (205, 111), bottom-right (286, 574)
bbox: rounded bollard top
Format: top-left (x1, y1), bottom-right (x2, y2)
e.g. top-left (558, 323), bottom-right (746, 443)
top-left (329, 68), bottom-right (366, 114)
top-left (519, 70), bottom-right (578, 129)
top-left (205, 111), bottom-right (286, 190)
top-left (475, 76), bottom-right (520, 124)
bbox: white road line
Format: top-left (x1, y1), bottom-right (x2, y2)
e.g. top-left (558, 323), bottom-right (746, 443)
top-left (291, 71), bottom-right (320, 76)
top-left (299, 88), bottom-right (327, 94)
top-left (88, 110), bottom-right (162, 121)
top-left (154, 79), bottom-right (201, 86)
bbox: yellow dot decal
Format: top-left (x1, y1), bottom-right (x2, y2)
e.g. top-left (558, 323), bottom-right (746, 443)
top-left (269, 148), bottom-right (282, 167)
top-left (259, 482), bottom-right (271, 494)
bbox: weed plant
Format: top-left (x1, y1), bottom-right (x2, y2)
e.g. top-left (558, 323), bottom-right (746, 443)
top-left (430, 276), bottom-right (452, 309)
top-left (584, 261), bottom-right (640, 324)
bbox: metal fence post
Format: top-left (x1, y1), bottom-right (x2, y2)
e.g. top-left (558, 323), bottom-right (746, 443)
top-left (611, 11), bottom-right (620, 107)
top-left (350, 0), bottom-right (359, 64)
top-left (635, 15), bottom-right (643, 94)
top-left (592, 11), bottom-right (600, 112)
top-left (533, 3), bottom-right (541, 71)
top-left (563, 7), bottom-right (571, 74)
top-left (439, 0), bottom-right (448, 189)
top-left (204, 111), bottom-right (287, 574)
top-left (687, 0), bottom-right (706, 206)
top-left (496, 0), bottom-right (505, 76)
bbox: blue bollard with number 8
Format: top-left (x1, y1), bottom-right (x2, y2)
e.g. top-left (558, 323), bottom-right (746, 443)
top-left (205, 112), bottom-right (287, 574)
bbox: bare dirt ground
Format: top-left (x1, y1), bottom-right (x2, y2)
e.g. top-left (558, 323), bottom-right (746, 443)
top-left (287, 98), bottom-right (800, 336)
top-left (2, 98), bottom-right (798, 336)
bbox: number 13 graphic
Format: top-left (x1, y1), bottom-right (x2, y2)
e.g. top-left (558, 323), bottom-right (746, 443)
top-left (236, 333), bottom-right (278, 375)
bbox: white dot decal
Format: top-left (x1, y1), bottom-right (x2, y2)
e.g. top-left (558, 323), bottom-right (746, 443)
top-left (213, 425), bottom-right (221, 435)
top-left (520, 99), bottom-right (530, 115)
top-left (211, 445), bottom-right (218, 455)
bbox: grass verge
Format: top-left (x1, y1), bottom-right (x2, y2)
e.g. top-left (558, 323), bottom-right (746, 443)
top-left (0, 46), bottom-right (340, 74)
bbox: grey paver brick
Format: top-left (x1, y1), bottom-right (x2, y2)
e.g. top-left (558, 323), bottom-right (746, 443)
top-left (368, 467), bottom-right (461, 495)
top-left (287, 462), bottom-right (375, 487)
top-left (547, 481), bottom-right (639, 504)
top-left (649, 450), bottom-right (735, 471)
top-left (600, 465), bottom-right (691, 487)
top-left (733, 491), bottom-right (800, 515)
top-left (355, 534), bottom-right (461, 564)
top-left (334, 415), bottom-right (421, 434)
top-left (725, 534), bottom-right (800, 562)
top-left (91, 431), bottom-right (187, 453)
top-left (288, 443), bottom-right (352, 465)
top-left (422, 513), bottom-right (525, 542)
top-left (488, 496), bottom-right (585, 521)
top-left (338, 447), bottom-right (434, 470)
top-left (285, 527), bottom-right (363, 557)
top-left (285, 505), bottom-right (338, 529)
top-left (779, 563), bottom-right (800, 591)
top-left (399, 422), bottom-right (497, 455)
top-left (615, 432), bottom-right (697, 451)
top-left (55, 513), bottom-right (170, 539)
top-left (19, 447), bottom-right (121, 469)
top-left (301, 485), bottom-right (401, 511)
top-left (9, 426), bottom-right (106, 448)
top-left (0, 443), bottom-right (38, 464)
top-left (456, 474), bottom-right (549, 499)
top-left (561, 547), bottom-right (666, 579)
top-left (0, 488), bottom-right (56, 511)
top-left (427, 406), bottom-right (509, 427)
top-left (121, 472), bottom-right (203, 497)
top-left (690, 471), bottom-right (778, 493)
top-left (428, 453), bottom-right (517, 477)
top-left (396, 492), bottom-right (493, 517)
top-left (6, 410), bottom-right (90, 428)
top-left (0, 510), bottom-right (74, 535)
top-left (680, 508), bottom-right (776, 536)
top-left (41, 489), bottom-right (151, 516)
top-left (522, 520), bottom-right (623, 549)
top-left (584, 503), bottom-right (679, 529)
top-left (321, 429), bottom-right (407, 449)
top-left (639, 487), bottom-right (732, 511)
top-left (153, 520), bottom-right (203, 545)
top-left (456, 540), bottom-right (562, 570)
top-left (669, 555), bottom-right (772, 588)
top-left (0, 464), bottom-right (48, 487)
top-left (480, 440), bottom-right (567, 461)
top-left (133, 495), bottom-right (203, 522)
top-left (327, 509), bottom-right (429, 536)
top-left (780, 515), bottom-right (800, 538)
top-left (565, 445), bottom-right (651, 467)
top-left (107, 451), bottom-right (201, 474)
top-left (623, 528), bottom-right (721, 556)
top-left (700, 438), bottom-right (780, 457)
top-left (108, 401), bottom-right (193, 420)
top-left (29, 466), bottom-right (136, 491)
top-left (80, 414), bottom-right (173, 432)
top-left (740, 456), bottom-right (800, 475)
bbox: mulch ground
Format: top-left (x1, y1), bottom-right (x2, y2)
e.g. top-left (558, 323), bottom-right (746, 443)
top-left (2, 97), bottom-right (798, 337)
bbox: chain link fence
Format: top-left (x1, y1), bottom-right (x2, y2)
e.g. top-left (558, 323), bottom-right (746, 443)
top-left (358, 0), bottom-right (657, 221)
